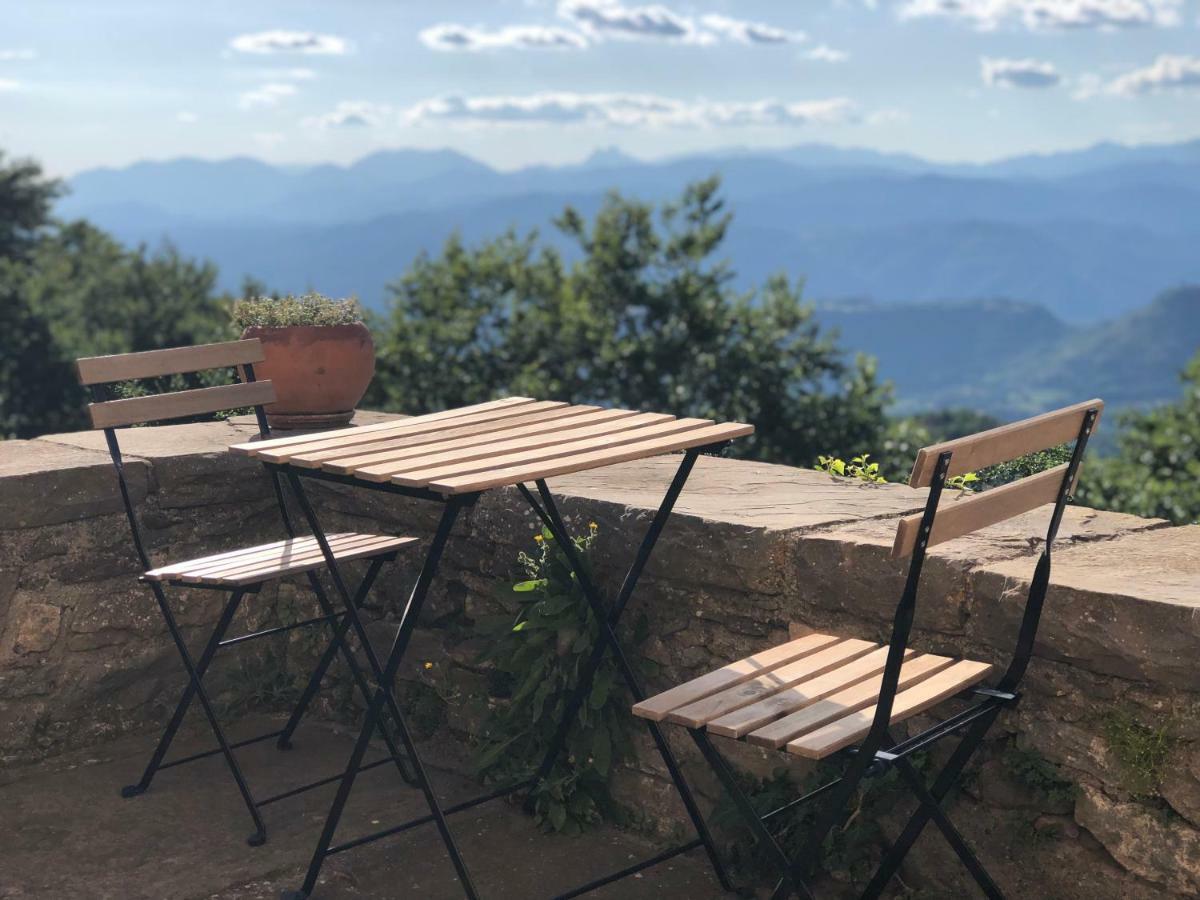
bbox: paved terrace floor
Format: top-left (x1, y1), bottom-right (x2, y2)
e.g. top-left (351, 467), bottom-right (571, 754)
top-left (0, 716), bottom-right (726, 900)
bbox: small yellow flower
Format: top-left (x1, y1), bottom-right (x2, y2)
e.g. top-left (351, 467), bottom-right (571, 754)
top-left (533, 534), bottom-right (544, 543)
top-left (423, 661), bottom-right (433, 670)
top-left (588, 521), bottom-right (598, 530)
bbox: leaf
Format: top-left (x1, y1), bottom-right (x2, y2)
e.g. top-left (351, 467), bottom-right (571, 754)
top-left (513, 579), bottom-right (546, 593)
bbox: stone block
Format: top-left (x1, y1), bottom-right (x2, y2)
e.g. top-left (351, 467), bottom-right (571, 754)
top-left (0, 441), bottom-right (149, 529)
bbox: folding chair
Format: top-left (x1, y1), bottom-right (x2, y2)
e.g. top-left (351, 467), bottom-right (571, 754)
top-left (632, 399), bottom-right (1102, 899)
top-left (77, 339), bottom-right (419, 846)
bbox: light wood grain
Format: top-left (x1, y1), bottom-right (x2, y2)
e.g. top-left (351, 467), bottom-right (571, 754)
top-left (302, 407), bottom-right (637, 473)
top-left (88, 381), bottom-right (276, 429)
top-left (631, 633), bottom-right (840, 722)
top-left (709, 646), bottom-right (905, 741)
top-left (249, 401), bottom-right (568, 463)
top-left (228, 396), bottom-right (536, 456)
top-left (743, 652), bottom-right (944, 748)
top-left (144, 533), bottom-right (416, 586)
top-left (892, 464), bottom-right (1068, 558)
top-left (909, 399), bottom-right (1102, 487)
top-left (429, 421), bottom-right (755, 495)
top-left (76, 340), bottom-right (266, 385)
top-left (391, 417), bottom-right (714, 487)
top-left (665, 639), bottom-right (877, 728)
top-left (786, 659), bottom-right (993, 759)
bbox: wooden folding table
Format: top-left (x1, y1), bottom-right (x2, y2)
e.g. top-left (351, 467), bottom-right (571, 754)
top-left (229, 397), bottom-right (753, 899)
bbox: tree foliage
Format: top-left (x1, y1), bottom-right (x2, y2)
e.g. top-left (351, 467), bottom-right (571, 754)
top-left (368, 178), bottom-right (888, 467)
top-left (0, 154), bottom-right (231, 437)
top-left (1078, 354), bottom-right (1200, 524)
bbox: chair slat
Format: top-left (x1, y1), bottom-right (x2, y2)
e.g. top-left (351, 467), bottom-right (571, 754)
top-left (391, 417), bottom-right (715, 487)
top-left (631, 633), bottom-right (840, 722)
top-left (892, 464), bottom-right (1068, 558)
top-left (709, 646), bottom-right (905, 740)
top-left (744, 651), bottom-right (945, 749)
top-left (88, 381), bottom-right (276, 429)
top-left (76, 340), bottom-right (266, 385)
top-left (428, 421), bottom-right (755, 495)
top-left (664, 638), bottom-right (877, 728)
top-left (229, 396), bottom-right (536, 456)
top-left (909, 399), bottom-right (1102, 487)
top-left (786, 659), bottom-right (993, 759)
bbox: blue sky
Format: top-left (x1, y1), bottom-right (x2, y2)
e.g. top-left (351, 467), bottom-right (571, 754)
top-left (2, 0), bottom-right (1198, 175)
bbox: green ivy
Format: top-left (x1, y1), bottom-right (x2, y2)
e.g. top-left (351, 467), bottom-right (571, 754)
top-left (816, 453), bottom-right (887, 484)
top-left (472, 523), bottom-right (645, 834)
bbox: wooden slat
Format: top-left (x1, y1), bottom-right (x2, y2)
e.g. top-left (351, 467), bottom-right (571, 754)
top-left (909, 399), bottom-right (1102, 487)
top-left (143, 533), bottom-right (354, 579)
top-left (665, 638), bottom-right (877, 728)
top-left (88, 381), bottom-right (276, 429)
top-left (180, 534), bottom-right (388, 579)
top-left (229, 397), bottom-right (536, 456)
top-left (250, 401), bottom-right (569, 463)
top-left (892, 464), bottom-right (1068, 558)
top-left (709, 646), bottom-right (907, 740)
top-left (76, 340), bottom-right (265, 385)
top-left (631, 633), bottom-right (840, 722)
top-left (303, 407), bottom-right (634, 472)
top-left (146, 533), bottom-right (416, 586)
top-left (751, 654), bottom-right (955, 750)
top-left (392, 417), bottom-right (715, 487)
top-left (203, 536), bottom-right (410, 586)
top-left (429, 421), bottom-right (755, 495)
top-left (786, 659), bottom-right (993, 759)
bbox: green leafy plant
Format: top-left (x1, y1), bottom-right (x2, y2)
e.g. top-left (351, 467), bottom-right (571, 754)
top-left (1103, 708), bottom-right (1174, 796)
top-left (945, 472), bottom-right (980, 491)
top-left (231, 291), bottom-right (363, 328)
top-left (816, 453), bottom-right (887, 484)
top-left (1003, 745), bottom-right (1078, 810)
top-left (472, 523), bottom-right (640, 834)
top-left (977, 445), bottom-right (1072, 489)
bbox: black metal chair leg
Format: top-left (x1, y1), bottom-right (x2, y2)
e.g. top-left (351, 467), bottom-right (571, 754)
top-left (892, 757), bottom-right (1005, 900)
top-left (276, 563), bottom-right (418, 786)
top-left (122, 588), bottom-right (246, 798)
top-left (144, 584), bottom-right (268, 845)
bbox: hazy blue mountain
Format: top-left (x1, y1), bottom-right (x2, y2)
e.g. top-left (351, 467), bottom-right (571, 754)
top-left (57, 137), bottom-right (1200, 326)
top-left (823, 286), bottom-right (1200, 418)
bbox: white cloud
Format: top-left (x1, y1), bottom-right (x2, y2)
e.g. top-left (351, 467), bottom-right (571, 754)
top-left (404, 91), bottom-right (856, 128)
top-left (237, 82), bottom-right (297, 109)
top-left (699, 14), bottom-right (805, 44)
top-left (1108, 54), bottom-right (1200, 94)
top-left (420, 24), bottom-right (588, 51)
top-left (557, 0), bottom-right (714, 44)
top-left (899, 0), bottom-right (1181, 30)
top-left (0, 78), bottom-right (19, 92)
top-left (807, 44), bottom-right (849, 62)
top-left (304, 100), bottom-right (393, 129)
top-left (176, 111), bottom-right (199, 123)
top-left (230, 30), bottom-right (349, 55)
top-left (0, 49), bottom-right (36, 61)
top-left (981, 56), bottom-right (1061, 88)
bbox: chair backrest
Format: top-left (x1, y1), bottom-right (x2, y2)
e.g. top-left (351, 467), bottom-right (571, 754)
top-left (892, 399), bottom-right (1102, 558)
top-left (77, 339), bottom-right (276, 429)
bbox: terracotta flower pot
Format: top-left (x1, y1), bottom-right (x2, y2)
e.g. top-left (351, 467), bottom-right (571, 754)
top-left (241, 323), bottom-right (375, 430)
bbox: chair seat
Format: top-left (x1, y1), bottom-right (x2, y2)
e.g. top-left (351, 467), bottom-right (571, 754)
top-left (143, 533), bottom-right (418, 587)
top-left (633, 632), bottom-right (993, 759)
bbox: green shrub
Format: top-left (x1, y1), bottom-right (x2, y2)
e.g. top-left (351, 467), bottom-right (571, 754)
top-left (231, 291), bottom-right (362, 328)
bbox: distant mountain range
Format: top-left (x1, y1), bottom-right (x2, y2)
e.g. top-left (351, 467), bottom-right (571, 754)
top-left (58, 138), bottom-right (1200, 324)
top-left (55, 139), bottom-right (1200, 418)
top-left (817, 285), bottom-right (1200, 419)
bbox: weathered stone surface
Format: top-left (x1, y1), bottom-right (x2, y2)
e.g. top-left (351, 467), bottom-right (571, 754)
top-left (0, 440), bottom-right (149, 529)
top-left (10, 602), bottom-right (61, 654)
top-left (973, 526), bottom-right (1200, 690)
top-left (1076, 784), bottom-right (1200, 895)
top-left (1162, 747), bottom-right (1200, 828)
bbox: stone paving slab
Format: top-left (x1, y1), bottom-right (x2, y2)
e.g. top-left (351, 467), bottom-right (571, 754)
top-left (0, 717), bottom-right (728, 900)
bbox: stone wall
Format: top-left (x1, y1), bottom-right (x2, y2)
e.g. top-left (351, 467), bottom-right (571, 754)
top-left (2, 417), bottom-right (1198, 897)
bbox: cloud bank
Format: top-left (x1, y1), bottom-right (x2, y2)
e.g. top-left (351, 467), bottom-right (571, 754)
top-left (420, 24), bottom-right (588, 51)
top-left (1109, 54), bottom-right (1200, 95)
top-left (981, 57), bottom-right (1061, 88)
top-left (899, 0), bottom-right (1180, 30)
top-left (230, 30), bottom-right (350, 55)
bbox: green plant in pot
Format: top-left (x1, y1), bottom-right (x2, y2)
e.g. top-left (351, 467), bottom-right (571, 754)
top-left (232, 292), bottom-right (374, 430)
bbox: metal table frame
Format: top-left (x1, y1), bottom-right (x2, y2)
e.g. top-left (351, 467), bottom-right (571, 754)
top-left (274, 441), bottom-right (736, 899)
